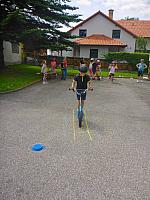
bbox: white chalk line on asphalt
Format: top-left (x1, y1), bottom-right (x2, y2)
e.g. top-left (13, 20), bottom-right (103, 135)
top-left (72, 109), bottom-right (76, 142)
top-left (72, 109), bottom-right (93, 141)
top-left (84, 109), bottom-right (93, 141)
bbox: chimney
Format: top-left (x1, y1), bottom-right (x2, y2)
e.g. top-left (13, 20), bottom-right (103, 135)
top-left (108, 9), bottom-right (114, 20)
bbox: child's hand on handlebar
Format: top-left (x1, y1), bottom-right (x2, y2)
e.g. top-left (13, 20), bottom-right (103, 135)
top-left (69, 88), bottom-right (75, 92)
top-left (88, 87), bottom-right (93, 91)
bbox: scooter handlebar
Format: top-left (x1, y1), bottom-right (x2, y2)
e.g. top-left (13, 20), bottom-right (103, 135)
top-left (69, 88), bottom-right (93, 91)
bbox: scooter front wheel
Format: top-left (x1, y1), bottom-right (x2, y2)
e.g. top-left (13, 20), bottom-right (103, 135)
top-left (78, 111), bottom-right (83, 128)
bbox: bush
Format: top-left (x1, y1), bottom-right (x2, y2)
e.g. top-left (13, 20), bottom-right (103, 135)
top-left (104, 52), bottom-right (149, 70)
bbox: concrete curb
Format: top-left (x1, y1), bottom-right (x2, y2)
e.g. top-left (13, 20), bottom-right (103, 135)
top-left (0, 79), bottom-right (41, 94)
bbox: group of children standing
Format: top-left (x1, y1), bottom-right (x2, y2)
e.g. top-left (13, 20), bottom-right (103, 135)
top-left (83, 58), bottom-right (118, 81)
top-left (41, 57), bottom-right (149, 85)
top-left (88, 58), bottom-right (102, 80)
top-left (41, 57), bottom-right (67, 84)
top-left (82, 58), bottom-right (149, 82)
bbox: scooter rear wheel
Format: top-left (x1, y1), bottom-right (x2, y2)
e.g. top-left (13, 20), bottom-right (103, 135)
top-left (79, 120), bottom-right (82, 128)
top-left (78, 112), bottom-right (83, 128)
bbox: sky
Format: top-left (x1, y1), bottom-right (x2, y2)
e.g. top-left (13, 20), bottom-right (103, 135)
top-left (65, 0), bottom-right (150, 30)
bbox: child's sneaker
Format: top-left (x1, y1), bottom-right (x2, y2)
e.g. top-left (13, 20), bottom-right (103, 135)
top-left (137, 80), bottom-right (139, 83)
top-left (140, 80), bottom-right (143, 83)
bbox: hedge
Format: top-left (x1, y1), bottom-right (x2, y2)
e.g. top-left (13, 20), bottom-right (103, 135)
top-left (104, 52), bottom-right (149, 70)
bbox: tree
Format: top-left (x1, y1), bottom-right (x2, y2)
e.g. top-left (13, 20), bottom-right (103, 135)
top-left (0, 0), bottom-right (82, 70)
top-left (136, 36), bottom-right (147, 52)
top-left (121, 16), bottom-right (139, 20)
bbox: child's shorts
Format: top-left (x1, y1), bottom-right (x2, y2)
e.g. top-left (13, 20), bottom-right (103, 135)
top-left (76, 90), bottom-right (87, 100)
top-left (138, 70), bottom-right (143, 76)
top-left (109, 73), bottom-right (114, 77)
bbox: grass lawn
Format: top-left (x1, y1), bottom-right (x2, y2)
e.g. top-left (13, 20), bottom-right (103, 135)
top-left (101, 70), bottom-right (138, 78)
top-left (58, 68), bottom-right (140, 78)
top-left (57, 69), bottom-right (140, 78)
top-left (0, 64), bottom-right (147, 93)
top-left (0, 64), bottom-right (41, 92)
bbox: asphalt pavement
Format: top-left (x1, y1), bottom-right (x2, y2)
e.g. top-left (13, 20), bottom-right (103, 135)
top-left (0, 78), bottom-right (150, 200)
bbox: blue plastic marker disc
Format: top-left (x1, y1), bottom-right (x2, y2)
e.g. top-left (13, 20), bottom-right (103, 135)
top-left (32, 144), bottom-right (44, 151)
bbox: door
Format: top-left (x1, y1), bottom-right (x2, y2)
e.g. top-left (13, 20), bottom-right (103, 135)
top-left (90, 49), bottom-right (98, 58)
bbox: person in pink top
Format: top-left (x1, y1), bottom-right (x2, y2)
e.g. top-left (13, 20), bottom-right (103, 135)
top-left (108, 61), bottom-right (118, 82)
top-left (50, 57), bottom-right (57, 74)
top-left (89, 58), bottom-right (94, 78)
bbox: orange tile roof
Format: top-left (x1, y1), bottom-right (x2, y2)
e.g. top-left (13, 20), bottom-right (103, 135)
top-left (117, 20), bottom-right (150, 37)
top-left (74, 35), bottom-right (127, 46)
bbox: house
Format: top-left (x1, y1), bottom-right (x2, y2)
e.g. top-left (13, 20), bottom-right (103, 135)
top-left (3, 41), bottom-right (24, 65)
top-left (61, 10), bottom-right (139, 59)
top-left (117, 20), bottom-right (150, 52)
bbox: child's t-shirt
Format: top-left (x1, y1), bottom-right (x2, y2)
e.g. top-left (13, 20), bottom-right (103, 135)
top-left (60, 63), bottom-right (64, 70)
top-left (109, 66), bottom-right (116, 74)
top-left (137, 63), bottom-right (147, 72)
top-left (51, 60), bottom-right (56, 68)
top-left (41, 64), bottom-right (47, 73)
top-left (74, 74), bottom-right (91, 89)
top-left (92, 63), bottom-right (97, 72)
top-left (63, 59), bottom-right (67, 68)
top-left (89, 62), bottom-right (93, 70)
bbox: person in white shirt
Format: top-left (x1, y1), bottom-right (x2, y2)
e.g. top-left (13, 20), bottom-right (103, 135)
top-left (41, 60), bottom-right (48, 84)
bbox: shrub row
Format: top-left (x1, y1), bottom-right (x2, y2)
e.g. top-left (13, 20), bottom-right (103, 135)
top-left (104, 52), bottom-right (149, 70)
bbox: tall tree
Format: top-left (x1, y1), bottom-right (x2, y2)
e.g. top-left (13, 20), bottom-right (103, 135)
top-left (0, 0), bottom-right (82, 70)
top-left (136, 36), bottom-right (147, 52)
top-left (121, 16), bottom-right (139, 20)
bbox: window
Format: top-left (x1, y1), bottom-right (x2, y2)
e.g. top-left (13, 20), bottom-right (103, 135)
top-left (12, 43), bottom-right (19, 53)
top-left (79, 29), bottom-right (87, 37)
top-left (112, 30), bottom-right (121, 39)
top-left (90, 49), bottom-right (98, 58)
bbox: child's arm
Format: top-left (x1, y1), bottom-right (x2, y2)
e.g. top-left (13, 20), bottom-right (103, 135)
top-left (88, 80), bottom-right (93, 90)
top-left (144, 63), bottom-right (147, 69)
top-left (41, 65), bottom-right (44, 73)
top-left (71, 79), bottom-right (76, 90)
top-left (136, 63), bottom-right (139, 69)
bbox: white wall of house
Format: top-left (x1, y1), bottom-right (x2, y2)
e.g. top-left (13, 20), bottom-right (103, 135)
top-left (63, 45), bottom-right (125, 58)
top-left (3, 41), bottom-right (22, 65)
top-left (71, 13), bottom-right (136, 53)
top-left (61, 49), bottom-right (74, 57)
top-left (79, 46), bottom-right (108, 58)
top-left (47, 48), bottom-right (73, 57)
